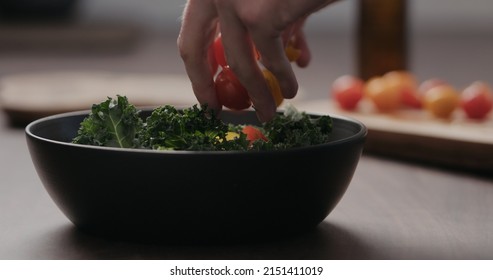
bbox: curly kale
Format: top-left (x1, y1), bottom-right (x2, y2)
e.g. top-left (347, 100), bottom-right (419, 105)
top-left (262, 104), bottom-right (333, 150)
top-left (72, 95), bottom-right (143, 148)
top-left (139, 104), bottom-right (250, 151)
top-left (72, 97), bottom-right (332, 151)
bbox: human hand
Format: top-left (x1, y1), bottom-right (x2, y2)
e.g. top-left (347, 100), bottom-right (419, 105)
top-left (178, 0), bottom-right (336, 122)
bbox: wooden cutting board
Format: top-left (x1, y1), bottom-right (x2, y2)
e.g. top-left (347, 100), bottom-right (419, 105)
top-left (0, 71), bottom-right (198, 126)
top-left (0, 71), bottom-right (307, 126)
top-left (296, 99), bottom-right (493, 174)
top-left (0, 24), bottom-right (139, 53)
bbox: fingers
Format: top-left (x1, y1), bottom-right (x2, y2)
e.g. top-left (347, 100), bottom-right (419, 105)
top-left (252, 31), bottom-right (299, 100)
top-left (177, 0), bottom-right (221, 114)
top-left (216, 2), bottom-right (277, 122)
top-left (243, 0), bottom-right (329, 101)
top-left (178, 0), bottom-right (337, 122)
top-left (291, 21), bottom-right (311, 68)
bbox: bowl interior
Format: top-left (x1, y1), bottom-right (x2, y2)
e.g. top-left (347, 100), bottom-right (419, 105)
top-left (27, 109), bottom-right (366, 148)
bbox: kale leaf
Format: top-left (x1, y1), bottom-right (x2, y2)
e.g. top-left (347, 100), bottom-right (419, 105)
top-left (259, 104), bottom-right (333, 150)
top-left (72, 95), bottom-right (143, 148)
top-left (139, 104), bottom-right (250, 151)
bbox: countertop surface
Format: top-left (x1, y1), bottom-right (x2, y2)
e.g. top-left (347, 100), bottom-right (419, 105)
top-left (1, 30), bottom-right (492, 260)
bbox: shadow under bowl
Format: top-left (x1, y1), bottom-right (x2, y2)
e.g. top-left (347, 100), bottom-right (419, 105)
top-left (25, 109), bottom-right (366, 244)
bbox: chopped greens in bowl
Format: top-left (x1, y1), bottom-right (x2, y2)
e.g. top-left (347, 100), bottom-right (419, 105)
top-left (72, 95), bottom-right (333, 151)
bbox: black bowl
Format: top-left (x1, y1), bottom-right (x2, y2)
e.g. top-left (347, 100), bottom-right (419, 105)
top-left (26, 109), bottom-right (366, 244)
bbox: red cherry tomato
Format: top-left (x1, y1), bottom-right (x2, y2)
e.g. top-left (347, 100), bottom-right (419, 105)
top-left (331, 75), bottom-right (364, 110)
top-left (461, 81), bottom-right (493, 120)
top-left (213, 34), bottom-right (228, 68)
top-left (213, 34), bottom-right (260, 69)
top-left (215, 67), bottom-right (251, 110)
top-left (242, 125), bottom-right (268, 144)
top-left (208, 43), bottom-right (218, 75)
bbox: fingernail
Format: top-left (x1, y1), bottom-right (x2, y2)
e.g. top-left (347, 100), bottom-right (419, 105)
top-left (256, 107), bottom-right (276, 123)
top-left (281, 71), bottom-right (299, 99)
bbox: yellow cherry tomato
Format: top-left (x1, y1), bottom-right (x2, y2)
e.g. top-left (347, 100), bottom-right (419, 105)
top-left (364, 76), bottom-right (401, 112)
top-left (383, 70), bottom-right (421, 108)
top-left (262, 69), bottom-right (284, 107)
top-left (285, 45), bottom-right (301, 62)
top-left (423, 85), bottom-right (460, 119)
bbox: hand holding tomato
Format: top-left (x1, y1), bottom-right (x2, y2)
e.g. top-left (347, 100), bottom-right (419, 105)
top-left (212, 32), bottom-right (304, 113)
top-left (178, 0), bottom-right (338, 122)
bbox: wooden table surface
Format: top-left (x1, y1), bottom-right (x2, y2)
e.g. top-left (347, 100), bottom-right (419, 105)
top-left (0, 30), bottom-right (492, 260)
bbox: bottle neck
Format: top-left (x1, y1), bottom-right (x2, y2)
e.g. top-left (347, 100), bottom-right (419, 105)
top-left (356, 0), bottom-right (408, 80)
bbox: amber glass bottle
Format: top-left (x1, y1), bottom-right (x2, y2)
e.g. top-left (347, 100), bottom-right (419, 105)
top-left (357, 0), bottom-right (408, 80)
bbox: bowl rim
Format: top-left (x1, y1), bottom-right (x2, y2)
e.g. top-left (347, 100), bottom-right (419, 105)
top-left (25, 108), bottom-right (367, 155)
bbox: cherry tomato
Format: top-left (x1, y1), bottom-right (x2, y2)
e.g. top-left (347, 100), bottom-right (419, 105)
top-left (285, 44), bottom-right (301, 62)
top-left (331, 75), bottom-right (364, 110)
top-left (364, 76), bottom-right (401, 112)
top-left (423, 85), bottom-right (459, 119)
top-left (383, 71), bottom-right (421, 108)
top-left (215, 67), bottom-right (251, 110)
top-left (418, 78), bottom-right (448, 95)
top-left (208, 42), bottom-right (218, 75)
top-left (262, 69), bottom-right (284, 107)
top-left (242, 125), bottom-right (268, 144)
top-left (213, 34), bottom-right (228, 68)
top-left (213, 34), bottom-right (260, 69)
top-left (253, 46), bottom-right (260, 61)
top-left (460, 81), bottom-right (493, 120)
